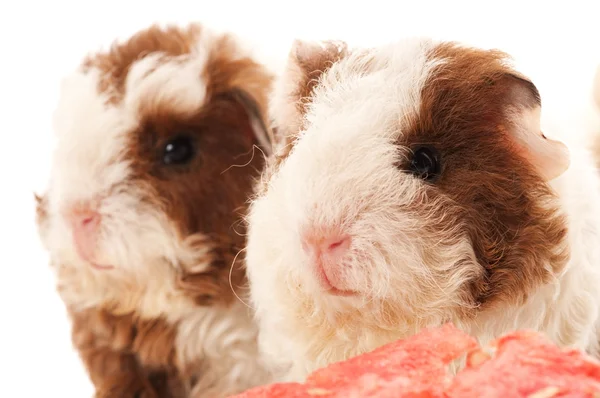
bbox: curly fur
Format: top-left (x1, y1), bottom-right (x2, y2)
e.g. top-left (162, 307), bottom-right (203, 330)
top-left (36, 23), bottom-right (273, 397)
top-left (245, 37), bottom-right (600, 381)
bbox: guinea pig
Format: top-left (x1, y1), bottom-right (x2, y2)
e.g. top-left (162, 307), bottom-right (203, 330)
top-left (35, 23), bottom-right (274, 397)
top-left (244, 38), bottom-right (600, 381)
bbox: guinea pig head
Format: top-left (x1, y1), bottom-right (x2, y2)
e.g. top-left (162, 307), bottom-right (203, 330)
top-left (36, 24), bottom-right (272, 314)
top-left (246, 38), bottom-right (570, 328)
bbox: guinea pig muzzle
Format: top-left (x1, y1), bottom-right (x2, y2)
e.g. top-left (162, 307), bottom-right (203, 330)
top-left (300, 226), bottom-right (355, 296)
top-left (64, 203), bottom-right (114, 270)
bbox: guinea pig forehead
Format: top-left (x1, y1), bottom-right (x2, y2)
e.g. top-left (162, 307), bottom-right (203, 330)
top-left (123, 53), bottom-right (209, 119)
top-left (116, 33), bottom-right (270, 144)
top-left (81, 24), bottom-right (204, 101)
top-left (303, 45), bottom-right (439, 141)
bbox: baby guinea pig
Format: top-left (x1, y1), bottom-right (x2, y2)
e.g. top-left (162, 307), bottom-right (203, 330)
top-left (35, 23), bottom-right (274, 397)
top-left (244, 38), bottom-right (600, 381)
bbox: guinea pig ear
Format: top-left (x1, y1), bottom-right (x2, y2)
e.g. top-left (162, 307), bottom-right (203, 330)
top-left (229, 88), bottom-right (273, 157)
top-left (500, 72), bottom-right (570, 181)
top-left (270, 39), bottom-right (349, 139)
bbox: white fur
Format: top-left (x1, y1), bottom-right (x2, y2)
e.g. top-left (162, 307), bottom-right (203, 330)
top-left (125, 52), bottom-right (209, 117)
top-left (39, 29), bottom-right (270, 396)
top-left (245, 38), bottom-right (600, 381)
top-left (177, 301), bottom-right (272, 397)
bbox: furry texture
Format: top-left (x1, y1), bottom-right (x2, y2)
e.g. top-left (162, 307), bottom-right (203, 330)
top-left (36, 23), bottom-right (273, 397)
top-left (245, 37), bottom-right (600, 382)
top-left (591, 66), bottom-right (600, 166)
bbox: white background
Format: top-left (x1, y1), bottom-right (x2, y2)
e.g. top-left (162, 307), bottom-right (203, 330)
top-left (0, 1), bottom-right (599, 396)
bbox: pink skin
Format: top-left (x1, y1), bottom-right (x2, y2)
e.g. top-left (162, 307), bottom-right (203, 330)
top-left (301, 228), bottom-right (354, 296)
top-left (66, 204), bottom-right (113, 270)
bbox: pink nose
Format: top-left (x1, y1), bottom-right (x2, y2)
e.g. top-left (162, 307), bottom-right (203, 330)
top-left (65, 203), bottom-right (102, 265)
top-left (301, 230), bottom-right (351, 261)
top-left (69, 207), bottom-right (101, 234)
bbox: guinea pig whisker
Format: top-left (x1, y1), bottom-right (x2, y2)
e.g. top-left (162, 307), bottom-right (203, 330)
top-left (251, 144), bottom-right (269, 164)
top-left (229, 247), bottom-right (256, 311)
top-left (229, 218), bottom-right (247, 238)
top-left (231, 204), bottom-right (248, 216)
top-left (221, 145), bottom-right (262, 175)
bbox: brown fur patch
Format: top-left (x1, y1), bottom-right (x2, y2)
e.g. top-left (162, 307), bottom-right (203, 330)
top-left (202, 34), bottom-right (272, 133)
top-left (175, 233), bottom-right (246, 306)
top-left (123, 35), bottom-right (269, 305)
top-left (403, 42), bottom-right (569, 312)
top-left (290, 41), bottom-right (349, 126)
top-left (71, 308), bottom-right (184, 397)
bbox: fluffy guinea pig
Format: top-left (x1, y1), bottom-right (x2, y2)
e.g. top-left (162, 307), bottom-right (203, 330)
top-left (244, 38), bottom-right (600, 381)
top-left (35, 23), bottom-right (274, 397)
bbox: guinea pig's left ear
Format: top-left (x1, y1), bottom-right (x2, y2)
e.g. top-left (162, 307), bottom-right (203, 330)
top-left (502, 73), bottom-right (570, 181)
top-left (269, 39), bottom-right (349, 140)
top-left (229, 87), bottom-right (273, 157)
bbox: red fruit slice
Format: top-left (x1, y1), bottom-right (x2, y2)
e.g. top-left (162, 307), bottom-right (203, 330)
top-left (231, 382), bottom-right (309, 398)
top-left (446, 330), bottom-right (600, 398)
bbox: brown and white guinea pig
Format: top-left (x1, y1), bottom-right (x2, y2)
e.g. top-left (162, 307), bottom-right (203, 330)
top-left (244, 38), bottom-right (600, 381)
top-left (35, 23), bottom-right (274, 397)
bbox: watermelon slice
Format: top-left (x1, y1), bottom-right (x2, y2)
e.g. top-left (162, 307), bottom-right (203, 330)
top-left (446, 330), bottom-right (600, 397)
top-left (231, 324), bottom-right (600, 397)
top-left (232, 382), bottom-right (309, 398)
top-left (232, 323), bottom-right (476, 397)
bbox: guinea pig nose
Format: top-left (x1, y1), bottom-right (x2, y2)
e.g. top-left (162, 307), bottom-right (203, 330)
top-left (325, 236), bottom-right (351, 255)
top-left (64, 203), bottom-right (103, 262)
top-left (301, 229), bottom-right (351, 261)
top-left (67, 206), bottom-right (101, 232)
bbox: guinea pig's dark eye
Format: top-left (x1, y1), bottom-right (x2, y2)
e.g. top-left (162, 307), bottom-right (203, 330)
top-left (162, 136), bottom-right (195, 165)
top-left (410, 146), bottom-right (440, 181)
